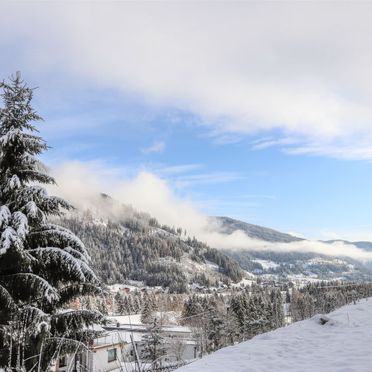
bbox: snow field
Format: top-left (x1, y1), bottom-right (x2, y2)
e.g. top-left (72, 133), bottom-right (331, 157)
top-left (178, 298), bottom-right (372, 372)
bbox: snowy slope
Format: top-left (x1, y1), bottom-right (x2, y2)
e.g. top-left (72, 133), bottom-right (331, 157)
top-left (56, 207), bottom-right (244, 289)
top-left (216, 216), bottom-right (372, 281)
top-left (178, 298), bottom-right (372, 372)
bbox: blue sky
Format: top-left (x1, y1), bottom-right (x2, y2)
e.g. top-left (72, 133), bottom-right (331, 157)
top-left (31, 82), bottom-right (372, 241)
top-left (2, 2), bottom-right (372, 241)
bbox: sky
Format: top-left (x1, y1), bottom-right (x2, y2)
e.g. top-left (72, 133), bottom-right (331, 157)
top-left (1, 1), bottom-right (372, 242)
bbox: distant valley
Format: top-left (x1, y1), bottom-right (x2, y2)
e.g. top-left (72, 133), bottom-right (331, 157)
top-left (55, 196), bottom-right (372, 291)
top-left (216, 216), bottom-right (372, 282)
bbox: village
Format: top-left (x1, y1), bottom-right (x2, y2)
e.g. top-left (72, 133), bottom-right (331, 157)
top-left (49, 278), bottom-right (344, 372)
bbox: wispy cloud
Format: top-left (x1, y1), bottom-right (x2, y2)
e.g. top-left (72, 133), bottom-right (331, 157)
top-left (141, 141), bottom-right (165, 154)
top-left (193, 198), bottom-right (263, 212)
top-left (173, 172), bottom-right (243, 188)
top-left (251, 137), bottom-right (300, 151)
top-left (3, 2), bottom-right (372, 160)
top-left (286, 142), bottom-right (372, 161)
top-left (140, 163), bottom-right (242, 188)
top-left (239, 194), bottom-right (276, 200)
top-left (157, 163), bottom-right (203, 175)
top-left (250, 135), bottom-right (372, 161)
top-left (318, 229), bottom-right (372, 243)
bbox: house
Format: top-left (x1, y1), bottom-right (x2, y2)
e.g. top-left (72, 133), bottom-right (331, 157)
top-left (104, 322), bottom-right (199, 363)
top-left (53, 319), bottom-right (198, 371)
top-left (53, 331), bottom-right (136, 372)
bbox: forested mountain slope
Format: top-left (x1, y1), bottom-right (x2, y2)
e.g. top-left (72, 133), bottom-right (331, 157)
top-left (56, 205), bottom-right (244, 292)
top-left (56, 200), bottom-right (372, 289)
top-left (215, 216), bottom-right (302, 242)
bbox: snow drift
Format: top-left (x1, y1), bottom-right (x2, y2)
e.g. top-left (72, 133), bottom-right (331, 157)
top-left (178, 298), bottom-right (372, 372)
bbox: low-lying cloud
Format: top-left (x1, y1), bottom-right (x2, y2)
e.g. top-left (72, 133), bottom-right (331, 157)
top-left (48, 161), bottom-right (372, 263)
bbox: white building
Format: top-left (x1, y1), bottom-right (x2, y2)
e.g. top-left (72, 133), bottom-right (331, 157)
top-left (53, 320), bottom-right (198, 371)
top-left (54, 331), bottom-right (136, 372)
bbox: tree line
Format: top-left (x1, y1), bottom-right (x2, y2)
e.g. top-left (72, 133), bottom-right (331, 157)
top-left (290, 281), bottom-right (372, 321)
top-left (108, 280), bottom-right (372, 363)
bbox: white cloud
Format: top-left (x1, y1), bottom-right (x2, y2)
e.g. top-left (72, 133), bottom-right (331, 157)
top-left (205, 229), bottom-right (372, 263)
top-left (3, 2), bottom-right (372, 159)
top-left (48, 161), bottom-right (211, 238)
top-left (318, 229), bottom-right (372, 243)
top-left (252, 137), bottom-right (301, 151)
top-left (173, 171), bottom-right (243, 188)
top-left (48, 161), bottom-right (372, 262)
top-left (158, 163), bottom-right (203, 175)
top-left (286, 141), bottom-right (372, 161)
top-left (141, 141), bottom-right (165, 154)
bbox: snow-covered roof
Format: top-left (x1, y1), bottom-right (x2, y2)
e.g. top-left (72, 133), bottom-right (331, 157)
top-left (93, 330), bottom-right (142, 347)
top-left (107, 314), bottom-right (143, 325)
top-left (107, 283), bottom-right (144, 293)
top-left (107, 314), bottom-right (192, 334)
top-left (104, 323), bottom-right (192, 334)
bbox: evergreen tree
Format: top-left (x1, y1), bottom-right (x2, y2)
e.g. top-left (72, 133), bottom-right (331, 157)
top-left (114, 292), bottom-right (126, 314)
top-left (141, 293), bottom-right (155, 324)
top-left (224, 304), bottom-right (239, 345)
top-left (0, 74), bottom-right (102, 370)
top-left (182, 295), bottom-right (204, 326)
top-left (141, 319), bottom-right (166, 368)
top-left (97, 297), bottom-right (109, 316)
top-left (271, 289), bottom-right (285, 328)
top-left (205, 299), bottom-right (225, 352)
top-left (285, 289), bottom-right (291, 304)
top-left (230, 294), bottom-right (247, 340)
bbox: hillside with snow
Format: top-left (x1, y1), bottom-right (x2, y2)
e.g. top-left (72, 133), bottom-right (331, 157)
top-left (54, 203), bottom-right (244, 291)
top-left (217, 216), bottom-right (372, 281)
top-left (178, 298), bottom-right (372, 372)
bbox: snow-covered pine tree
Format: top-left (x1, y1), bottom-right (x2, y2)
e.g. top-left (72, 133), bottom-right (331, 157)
top-left (141, 319), bottom-right (166, 368)
top-left (114, 291), bottom-right (125, 314)
top-left (141, 294), bottom-right (155, 324)
top-left (205, 299), bottom-right (225, 352)
top-left (271, 289), bottom-right (285, 328)
top-left (224, 304), bottom-right (239, 346)
top-left (182, 295), bottom-right (204, 326)
top-left (0, 73), bottom-right (102, 371)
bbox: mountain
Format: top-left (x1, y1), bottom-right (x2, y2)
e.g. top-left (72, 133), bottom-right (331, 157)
top-left (177, 299), bottom-right (372, 372)
top-left (215, 216), bottom-right (372, 281)
top-left (215, 216), bottom-right (303, 243)
top-left (324, 240), bottom-right (372, 251)
top-left (55, 200), bottom-right (372, 288)
top-left (54, 202), bottom-right (244, 293)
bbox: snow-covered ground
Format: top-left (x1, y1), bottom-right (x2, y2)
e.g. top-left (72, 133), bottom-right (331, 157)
top-left (107, 314), bottom-right (143, 325)
top-left (178, 298), bottom-right (372, 372)
top-left (108, 311), bottom-right (180, 326)
top-left (252, 259), bottom-right (280, 270)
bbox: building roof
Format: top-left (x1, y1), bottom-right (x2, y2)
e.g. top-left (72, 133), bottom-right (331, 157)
top-left (93, 330), bottom-right (142, 349)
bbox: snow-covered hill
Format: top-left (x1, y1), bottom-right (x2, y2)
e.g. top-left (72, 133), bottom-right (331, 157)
top-left (55, 203), bottom-right (244, 291)
top-left (178, 298), bottom-right (372, 372)
top-left (216, 216), bottom-right (372, 280)
top-left (215, 216), bottom-right (302, 242)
